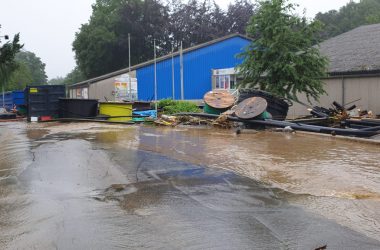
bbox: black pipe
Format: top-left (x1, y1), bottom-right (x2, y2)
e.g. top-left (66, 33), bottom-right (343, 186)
top-left (346, 105), bottom-right (357, 111)
top-left (236, 118), bottom-right (378, 137)
top-left (345, 119), bottom-right (380, 127)
top-left (287, 117), bottom-right (330, 124)
top-left (311, 110), bottom-right (329, 118)
top-left (344, 124), bottom-right (371, 130)
top-left (358, 125), bottom-right (380, 132)
top-left (333, 101), bottom-right (344, 111)
top-left (174, 113), bottom-right (379, 137)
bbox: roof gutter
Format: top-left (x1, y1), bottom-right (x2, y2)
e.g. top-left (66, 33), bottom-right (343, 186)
top-left (325, 70), bottom-right (380, 79)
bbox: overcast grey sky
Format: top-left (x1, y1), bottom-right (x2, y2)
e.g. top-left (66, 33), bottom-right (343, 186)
top-left (0, 0), bottom-right (357, 80)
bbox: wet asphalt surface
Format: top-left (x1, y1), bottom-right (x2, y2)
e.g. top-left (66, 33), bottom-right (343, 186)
top-left (0, 122), bottom-right (380, 249)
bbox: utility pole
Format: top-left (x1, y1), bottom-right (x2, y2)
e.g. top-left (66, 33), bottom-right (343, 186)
top-left (171, 44), bottom-right (175, 100)
top-left (154, 39), bottom-right (158, 113)
top-left (0, 25), bottom-right (10, 42)
top-left (0, 26), bottom-right (9, 108)
top-left (180, 41), bottom-right (184, 100)
top-left (2, 84), bottom-right (4, 109)
top-left (128, 33), bottom-right (132, 101)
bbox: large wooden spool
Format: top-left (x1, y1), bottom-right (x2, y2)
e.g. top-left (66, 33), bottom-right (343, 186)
top-left (235, 97), bottom-right (268, 119)
top-left (203, 90), bottom-right (235, 109)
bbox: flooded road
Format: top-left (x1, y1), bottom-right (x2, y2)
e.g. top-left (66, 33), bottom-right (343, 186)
top-left (0, 122), bottom-right (379, 249)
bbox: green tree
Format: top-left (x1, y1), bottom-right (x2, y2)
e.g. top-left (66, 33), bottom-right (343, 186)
top-left (48, 66), bottom-right (86, 86)
top-left (15, 51), bottom-right (47, 84)
top-left (73, 0), bottom-right (170, 79)
top-left (239, 0), bottom-right (328, 102)
top-left (73, 0), bottom-right (120, 79)
top-left (168, 0), bottom-right (223, 49)
top-left (5, 51), bottom-right (48, 90)
top-left (316, 0), bottom-right (380, 40)
top-left (7, 62), bottom-right (33, 90)
top-left (168, 0), bottom-right (256, 49)
top-left (48, 76), bottom-right (65, 85)
top-left (225, 0), bottom-right (256, 34)
top-left (62, 66), bottom-right (86, 85)
top-left (73, 0), bottom-right (257, 79)
top-left (0, 33), bottom-right (23, 93)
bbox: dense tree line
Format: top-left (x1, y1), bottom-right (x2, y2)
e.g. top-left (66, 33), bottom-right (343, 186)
top-left (5, 51), bottom-right (48, 91)
top-left (67, 0), bottom-right (380, 84)
top-left (73, 0), bottom-right (256, 79)
top-left (316, 0), bottom-right (380, 40)
top-left (48, 67), bottom-right (85, 85)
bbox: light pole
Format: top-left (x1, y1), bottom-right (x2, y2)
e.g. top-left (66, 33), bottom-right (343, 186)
top-left (0, 26), bottom-right (10, 109)
top-left (171, 44), bottom-right (175, 100)
top-left (154, 39), bottom-right (157, 113)
top-left (0, 35), bottom-right (9, 41)
top-left (0, 24), bottom-right (10, 43)
top-left (180, 41), bottom-right (184, 100)
top-left (128, 33), bottom-right (131, 101)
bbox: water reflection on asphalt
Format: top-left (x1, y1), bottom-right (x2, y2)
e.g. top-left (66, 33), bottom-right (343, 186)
top-left (0, 122), bottom-right (379, 249)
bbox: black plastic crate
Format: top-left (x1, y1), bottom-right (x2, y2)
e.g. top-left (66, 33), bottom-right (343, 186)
top-left (58, 98), bottom-right (98, 118)
top-left (25, 85), bottom-right (66, 119)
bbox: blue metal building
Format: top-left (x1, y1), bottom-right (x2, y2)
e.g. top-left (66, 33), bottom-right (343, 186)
top-left (1, 90), bottom-right (25, 111)
top-left (136, 35), bottom-right (251, 100)
top-left (68, 34), bottom-right (252, 101)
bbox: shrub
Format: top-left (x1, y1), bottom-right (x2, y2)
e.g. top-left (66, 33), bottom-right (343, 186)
top-left (157, 99), bottom-right (176, 109)
top-left (158, 99), bottom-right (201, 114)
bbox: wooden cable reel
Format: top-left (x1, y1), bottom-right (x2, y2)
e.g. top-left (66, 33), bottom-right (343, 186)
top-left (235, 97), bottom-right (268, 119)
top-left (203, 90), bottom-right (235, 109)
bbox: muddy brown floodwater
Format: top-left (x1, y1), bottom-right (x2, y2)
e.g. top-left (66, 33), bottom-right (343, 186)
top-left (0, 121), bottom-right (380, 249)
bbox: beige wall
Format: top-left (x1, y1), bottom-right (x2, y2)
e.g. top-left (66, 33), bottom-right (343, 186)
top-left (288, 76), bottom-right (380, 119)
top-left (89, 76), bottom-right (120, 102)
top-left (344, 77), bottom-right (380, 115)
top-left (69, 78), bottom-right (117, 102)
top-left (69, 71), bottom-right (137, 102)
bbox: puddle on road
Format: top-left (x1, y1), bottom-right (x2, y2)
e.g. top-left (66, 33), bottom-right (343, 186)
top-left (0, 123), bottom-right (32, 181)
top-left (87, 125), bottom-right (380, 199)
top-left (1, 122), bottom-right (380, 248)
top-left (91, 125), bottom-right (380, 241)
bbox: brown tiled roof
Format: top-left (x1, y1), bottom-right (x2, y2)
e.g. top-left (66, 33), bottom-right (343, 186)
top-left (319, 23), bottom-right (380, 74)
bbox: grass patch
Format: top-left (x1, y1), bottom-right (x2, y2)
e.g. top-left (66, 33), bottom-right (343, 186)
top-left (158, 99), bottom-right (201, 115)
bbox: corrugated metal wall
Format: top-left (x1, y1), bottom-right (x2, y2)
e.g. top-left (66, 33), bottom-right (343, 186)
top-left (288, 76), bottom-right (380, 118)
top-left (136, 36), bottom-right (251, 100)
top-left (89, 76), bottom-right (120, 101)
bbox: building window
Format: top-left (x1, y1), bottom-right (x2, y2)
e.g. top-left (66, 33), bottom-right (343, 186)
top-left (230, 75), bottom-right (236, 89)
top-left (73, 87), bottom-right (88, 99)
top-left (215, 75), bottom-right (237, 90)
